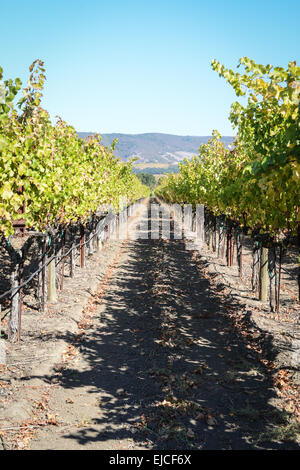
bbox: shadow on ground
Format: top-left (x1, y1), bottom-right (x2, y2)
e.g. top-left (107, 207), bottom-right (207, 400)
top-left (27, 206), bottom-right (299, 450)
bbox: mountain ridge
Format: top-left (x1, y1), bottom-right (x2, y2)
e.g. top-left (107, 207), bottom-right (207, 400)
top-left (78, 132), bottom-right (234, 164)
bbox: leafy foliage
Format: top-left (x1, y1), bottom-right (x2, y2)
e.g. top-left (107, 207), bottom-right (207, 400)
top-left (0, 61), bottom-right (150, 235)
top-left (156, 58), bottom-right (300, 237)
top-left (136, 173), bottom-right (156, 189)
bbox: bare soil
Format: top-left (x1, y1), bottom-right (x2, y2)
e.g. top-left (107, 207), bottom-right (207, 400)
top-left (0, 200), bottom-right (299, 450)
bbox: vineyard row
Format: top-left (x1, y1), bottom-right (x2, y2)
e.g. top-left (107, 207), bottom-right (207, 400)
top-left (0, 201), bottom-right (138, 344)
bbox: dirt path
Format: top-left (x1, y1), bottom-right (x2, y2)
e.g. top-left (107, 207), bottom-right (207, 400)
top-left (28, 203), bottom-right (299, 450)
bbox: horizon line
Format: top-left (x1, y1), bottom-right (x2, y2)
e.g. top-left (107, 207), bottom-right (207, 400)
top-left (77, 131), bottom-right (235, 137)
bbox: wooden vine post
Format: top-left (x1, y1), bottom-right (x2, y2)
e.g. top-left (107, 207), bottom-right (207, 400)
top-left (220, 221), bottom-right (226, 259)
top-left (48, 257), bottom-right (57, 302)
top-left (268, 244), bottom-right (277, 312)
top-left (80, 225), bottom-right (85, 268)
top-left (8, 193), bottom-right (25, 341)
top-left (93, 220), bottom-right (98, 251)
top-left (208, 213), bottom-right (213, 251)
top-left (226, 223), bottom-right (233, 267)
top-left (276, 245), bottom-right (283, 313)
top-left (60, 231), bottom-right (65, 291)
top-left (237, 231), bottom-right (244, 280)
top-left (47, 237), bottom-right (57, 303)
top-left (259, 246), bottom-right (269, 302)
top-left (88, 230), bottom-right (94, 256)
top-left (41, 237), bottom-right (47, 311)
top-left (252, 242), bottom-right (260, 293)
top-left (226, 225), bottom-right (230, 266)
top-left (212, 216), bottom-right (217, 252)
top-left (69, 227), bottom-right (75, 278)
top-left (17, 250), bottom-right (25, 342)
top-left (9, 260), bottom-right (20, 342)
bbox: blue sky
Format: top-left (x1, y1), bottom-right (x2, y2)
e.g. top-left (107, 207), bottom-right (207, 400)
top-left (1, 0), bottom-right (299, 135)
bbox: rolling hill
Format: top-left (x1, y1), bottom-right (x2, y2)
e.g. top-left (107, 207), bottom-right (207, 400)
top-left (78, 132), bottom-right (233, 164)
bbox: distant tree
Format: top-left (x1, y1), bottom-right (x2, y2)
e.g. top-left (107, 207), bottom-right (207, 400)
top-left (136, 173), bottom-right (156, 189)
top-left (134, 165), bottom-right (179, 175)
